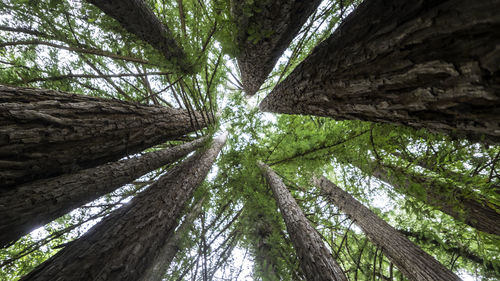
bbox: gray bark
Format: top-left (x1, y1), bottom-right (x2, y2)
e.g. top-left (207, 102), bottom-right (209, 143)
top-left (86, 0), bottom-right (191, 72)
top-left (260, 0), bottom-right (500, 144)
top-left (371, 163), bottom-right (500, 236)
top-left (19, 134), bottom-right (226, 281)
top-left (0, 136), bottom-right (208, 249)
top-left (315, 176), bottom-right (462, 281)
top-left (0, 85), bottom-right (205, 188)
top-left (258, 162), bottom-right (347, 281)
top-left (233, 0), bottom-right (321, 95)
top-left (139, 197), bottom-right (206, 281)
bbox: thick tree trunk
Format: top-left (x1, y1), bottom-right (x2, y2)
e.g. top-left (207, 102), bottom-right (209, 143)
top-left (0, 85), bottom-right (205, 188)
top-left (315, 176), bottom-right (462, 281)
top-left (371, 163), bottom-right (500, 236)
top-left (0, 136), bottom-right (208, 249)
top-left (233, 0), bottom-right (321, 95)
top-left (86, 0), bottom-right (191, 72)
top-left (139, 197), bottom-right (205, 281)
top-left (260, 0), bottom-right (500, 143)
top-left (258, 162), bottom-right (347, 281)
top-left (19, 134), bottom-right (226, 281)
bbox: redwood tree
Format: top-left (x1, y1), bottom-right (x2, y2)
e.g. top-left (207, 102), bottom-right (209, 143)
top-left (0, 85), bottom-right (206, 188)
top-left (370, 162), bottom-right (500, 236)
top-left (19, 134), bottom-right (226, 281)
top-left (233, 0), bottom-right (321, 95)
top-left (258, 162), bottom-right (348, 281)
top-left (260, 0), bottom-right (500, 143)
top-left (315, 176), bottom-right (461, 281)
top-left (139, 197), bottom-right (206, 281)
top-left (0, 136), bottom-right (208, 249)
top-left (87, 0), bottom-right (191, 72)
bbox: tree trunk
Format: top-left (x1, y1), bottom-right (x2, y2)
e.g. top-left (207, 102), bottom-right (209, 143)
top-left (315, 176), bottom-right (462, 281)
top-left (0, 136), bottom-right (208, 249)
top-left (139, 196), bottom-right (206, 281)
top-left (257, 162), bottom-right (347, 281)
top-left (371, 163), bottom-right (500, 236)
top-left (260, 0), bottom-right (500, 144)
top-left (233, 0), bottom-right (321, 95)
top-left (19, 134), bottom-right (226, 281)
top-left (0, 85), bottom-right (206, 188)
top-left (86, 0), bottom-right (191, 72)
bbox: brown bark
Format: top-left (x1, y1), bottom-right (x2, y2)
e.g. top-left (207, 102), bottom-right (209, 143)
top-left (0, 85), bottom-right (206, 188)
top-left (371, 163), bottom-right (500, 236)
top-left (258, 162), bottom-right (347, 281)
top-left (139, 197), bottom-right (206, 281)
top-left (315, 176), bottom-right (462, 281)
top-left (0, 136), bottom-right (208, 249)
top-left (260, 0), bottom-right (500, 143)
top-left (86, 0), bottom-right (191, 72)
top-left (19, 134), bottom-right (226, 281)
top-left (233, 0), bottom-right (321, 95)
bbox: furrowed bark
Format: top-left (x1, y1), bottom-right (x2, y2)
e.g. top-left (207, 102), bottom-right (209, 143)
top-left (258, 162), bottom-right (347, 281)
top-left (315, 176), bottom-right (462, 281)
top-left (139, 197), bottom-right (206, 281)
top-left (19, 134), bottom-right (227, 281)
top-left (260, 0), bottom-right (500, 143)
top-left (0, 136), bottom-right (208, 249)
top-left (371, 163), bottom-right (500, 236)
top-left (233, 0), bottom-right (321, 95)
top-left (86, 0), bottom-right (191, 72)
top-left (0, 85), bottom-right (206, 188)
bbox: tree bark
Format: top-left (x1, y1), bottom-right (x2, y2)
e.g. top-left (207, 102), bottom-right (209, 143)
top-left (371, 163), bottom-right (500, 236)
top-left (0, 136), bottom-right (208, 249)
top-left (257, 162), bottom-right (347, 281)
top-left (315, 176), bottom-right (462, 281)
top-left (0, 85), bottom-right (206, 188)
top-left (139, 196), bottom-right (206, 281)
top-left (233, 0), bottom-right (321, 95)
top-left (260, 0), bottom-right (500, 144)
top-left (19, 134), bottom-right (226, 281)
top-left (86, 0), bottom-right (191, 72)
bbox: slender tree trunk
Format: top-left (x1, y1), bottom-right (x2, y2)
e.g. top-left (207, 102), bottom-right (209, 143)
top-left (233, 0), bottom-right (321, 95)
top-left (0, 136), bottom-right (208, 249)
top-left (371, 163), bottom-right (500, 235)
top-left (315, 176), bottom-right (462, 281)
top-left (86, 0), bottom-right (191, 72)
top-left (139, 196), bottom-right (206, 281)
top-left (260, 0), bottom-right (500, 144)
top-left (0, 85), bottom-right (206, 188)
top-left (19, 134), bottom-right (226, 281)
top-left (258, 162), bottom-right (347, 281)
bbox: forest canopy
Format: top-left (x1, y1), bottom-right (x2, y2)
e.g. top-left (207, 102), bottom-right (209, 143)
top-left (0, 0), bottom-right (499, 280)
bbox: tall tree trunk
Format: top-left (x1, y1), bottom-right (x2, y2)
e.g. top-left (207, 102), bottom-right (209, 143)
top-left (260, 0), bottom-right (500, 144)
top-left (233, 0), bottom-right (321, 95)
top-left (370, 162), bottom-right (500, 235)
top-left (139, 196), bottom-right (206, 281)
top-left (0, 85), bottom-right (206, 188)
top-left (315, 176), bottom-right (462, 281)
top-left (86, 0), bottom-right (191, 72)
top-left (257, 162), bottom-right (347, 281)
top-left (0, 136), bottom-right (208, 249)
top-left (19, 134), bottom-right (226, 281)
